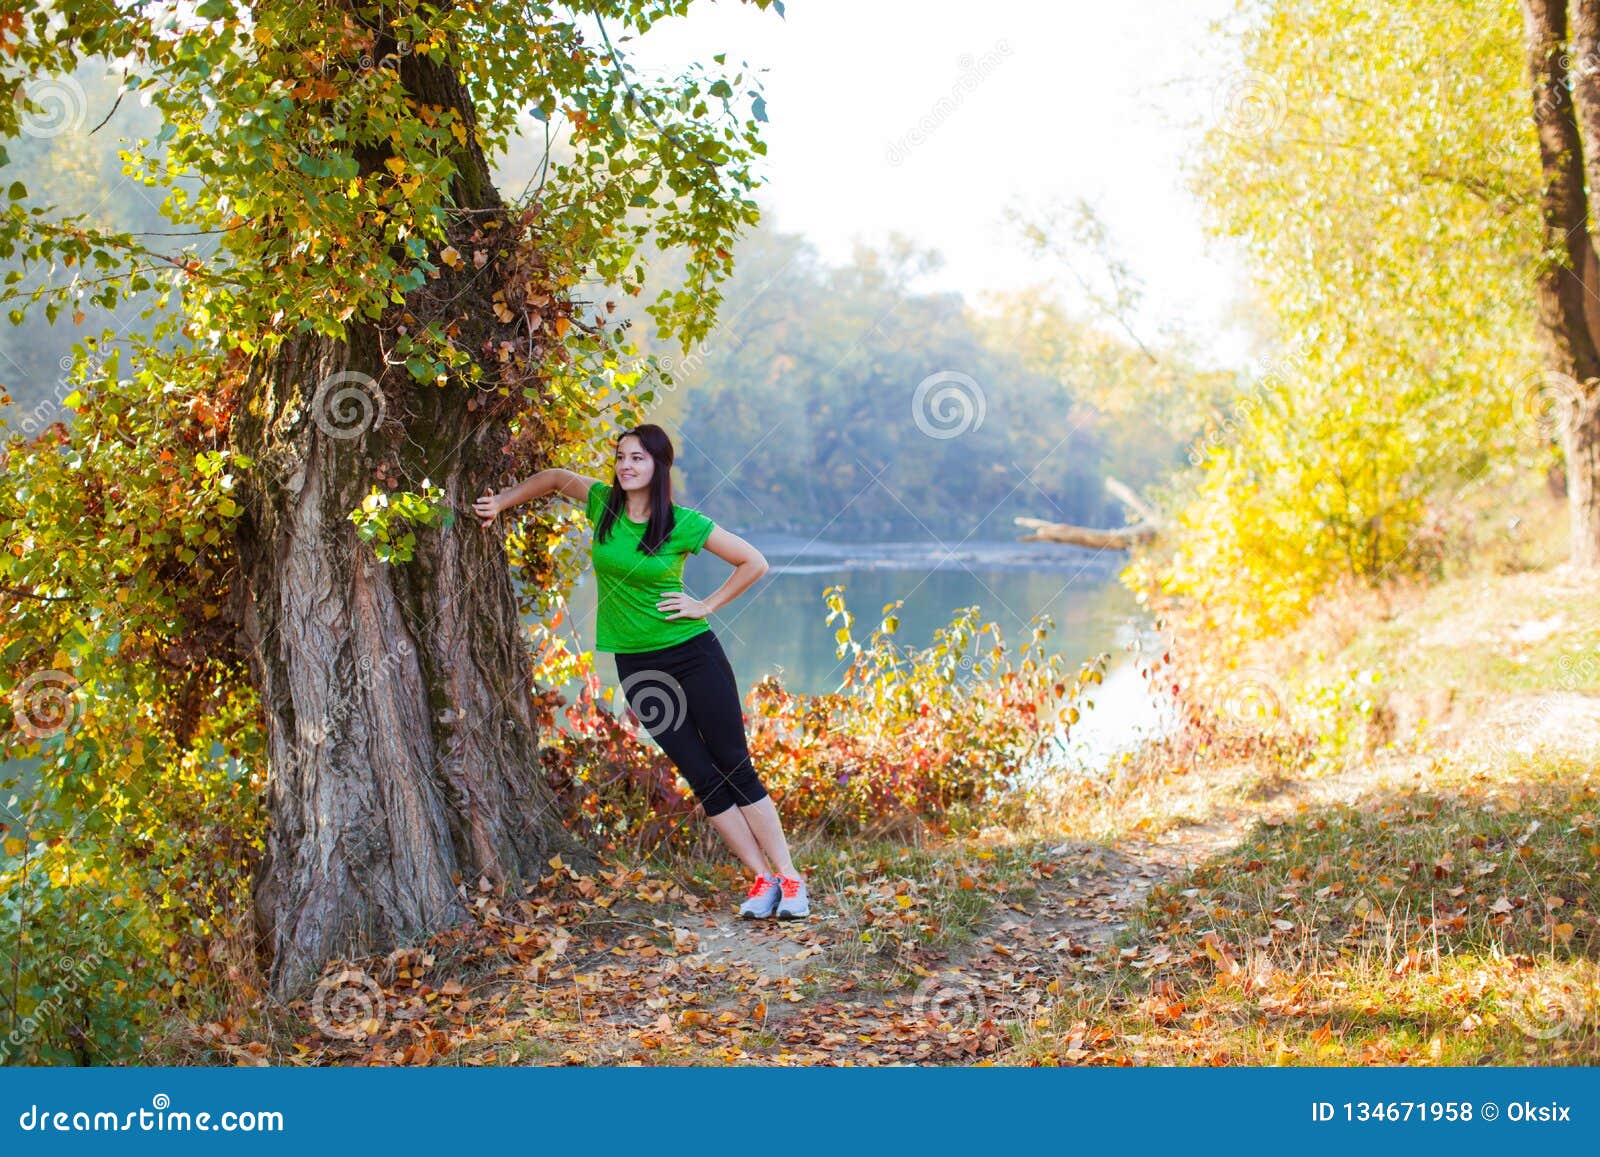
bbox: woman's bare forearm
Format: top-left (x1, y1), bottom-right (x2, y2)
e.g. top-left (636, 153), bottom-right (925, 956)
top-left (495, 468), bottom-right (561, 511)
top-left (702, 558), bottom-right (768, 614)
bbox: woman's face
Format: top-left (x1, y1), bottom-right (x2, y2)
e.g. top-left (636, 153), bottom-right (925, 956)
top-left (614, 436), bottom-right (655, 494)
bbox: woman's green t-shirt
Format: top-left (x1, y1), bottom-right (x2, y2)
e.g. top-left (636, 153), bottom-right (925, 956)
top-left (586, 480), bottom-right (716, 654)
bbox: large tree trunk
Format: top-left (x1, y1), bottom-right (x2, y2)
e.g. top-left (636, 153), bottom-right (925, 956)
top-left (1521, 0), bottom-right (1600, 569)
top-left (232, 34), bottom-right (588, 1001)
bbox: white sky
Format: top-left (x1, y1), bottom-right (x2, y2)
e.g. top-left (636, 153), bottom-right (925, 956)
top-left (606, 0), bottom-right (1257, 367)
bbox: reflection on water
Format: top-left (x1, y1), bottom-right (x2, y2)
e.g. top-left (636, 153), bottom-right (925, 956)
top-left (558, 532), bottom-right (1171, 773)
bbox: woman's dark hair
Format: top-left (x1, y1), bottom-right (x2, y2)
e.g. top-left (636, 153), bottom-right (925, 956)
top-left (593, 423), bottom-right (679, 555)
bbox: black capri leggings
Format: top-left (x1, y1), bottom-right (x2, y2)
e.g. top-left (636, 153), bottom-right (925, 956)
top-left (612, 629), bottom-right (769, 817)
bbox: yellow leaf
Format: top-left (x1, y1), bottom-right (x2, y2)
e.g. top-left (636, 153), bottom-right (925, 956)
top-left (4, 837), bottom-right (25, 857)
top-left (439, 246), bottom-right (461, 267)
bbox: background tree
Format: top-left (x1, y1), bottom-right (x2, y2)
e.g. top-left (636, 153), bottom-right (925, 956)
top-left (1142, 0), bottom-right (1553, 644)
top-left (1518, 0), bottom-right (1600, 569)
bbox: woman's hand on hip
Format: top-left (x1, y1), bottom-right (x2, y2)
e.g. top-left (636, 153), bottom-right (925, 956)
top-left (657, 591), bottom-right (709, 620)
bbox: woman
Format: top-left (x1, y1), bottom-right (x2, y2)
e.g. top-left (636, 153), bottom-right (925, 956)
top-left (472, 424), bottom-right (809, 920)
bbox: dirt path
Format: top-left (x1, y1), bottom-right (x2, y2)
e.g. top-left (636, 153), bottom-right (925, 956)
top-left (266, 684), bottom-right (1591, 1067)
top-left (633, 684), bottom-right (1596, 1064)
top-left (620, 780), bottom-right (1304, 1063)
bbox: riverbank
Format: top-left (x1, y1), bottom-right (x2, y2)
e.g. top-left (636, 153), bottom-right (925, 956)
top-left (158, 494), bottom-right (1597, 1066)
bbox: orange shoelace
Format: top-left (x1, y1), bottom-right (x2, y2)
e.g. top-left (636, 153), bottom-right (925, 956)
top-left (779, 876), bottom-right (802, 898)
top-left (745, 876), bottom-right (775, 899)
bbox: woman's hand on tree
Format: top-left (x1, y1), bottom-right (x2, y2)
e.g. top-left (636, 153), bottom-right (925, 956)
top-left (473, 488), bottom-right (504, 528)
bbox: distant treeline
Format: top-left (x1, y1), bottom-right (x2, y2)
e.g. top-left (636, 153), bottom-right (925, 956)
top-left (622, 224), bottom-right (1199, 541)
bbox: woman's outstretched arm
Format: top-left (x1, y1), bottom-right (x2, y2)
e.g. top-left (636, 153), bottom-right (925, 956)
top-left (474, 468), bottom-right (595, 527)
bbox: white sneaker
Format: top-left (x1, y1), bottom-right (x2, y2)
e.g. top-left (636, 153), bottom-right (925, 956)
top-left (775, 875), bottom-right (809, 919)
top-left (738, 874), bottom-right (782, 919)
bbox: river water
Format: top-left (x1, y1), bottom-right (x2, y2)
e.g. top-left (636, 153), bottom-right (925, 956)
top-left (0, 535), bottom-right (1172, 847)
top-left (564, 531), bottom-right (1174, 775)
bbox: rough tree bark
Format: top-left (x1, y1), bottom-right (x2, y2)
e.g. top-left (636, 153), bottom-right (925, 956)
top-left (1520, 0), bottom-right (1600, 570)
top-left (232, 32), bottom-right (590, 1001)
